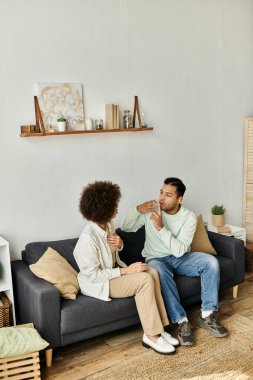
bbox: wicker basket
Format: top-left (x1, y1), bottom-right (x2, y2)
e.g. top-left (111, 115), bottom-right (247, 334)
top-left (0, 292), bottom-right (12, 328)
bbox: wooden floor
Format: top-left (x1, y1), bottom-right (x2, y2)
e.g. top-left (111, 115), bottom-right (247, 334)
top-left (41, 273), bottom-right (253, 379)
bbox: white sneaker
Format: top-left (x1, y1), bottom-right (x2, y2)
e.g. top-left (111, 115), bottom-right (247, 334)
top-left (142, 334), bottom-right (176, 355)
top-left (161, 332), bottom-right (180, 346)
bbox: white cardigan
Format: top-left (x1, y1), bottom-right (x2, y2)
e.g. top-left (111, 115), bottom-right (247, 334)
top-left (73, 222), bottom-right (127, 301)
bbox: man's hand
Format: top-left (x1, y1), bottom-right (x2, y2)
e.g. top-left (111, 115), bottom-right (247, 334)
top-left (137, 200), bottom-right (158, 214)
top-left (150, 212), bottom-right (163, 231)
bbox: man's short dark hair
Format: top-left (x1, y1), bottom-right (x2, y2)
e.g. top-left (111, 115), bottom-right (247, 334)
top-left (164, 177), bottom-right (186, 197)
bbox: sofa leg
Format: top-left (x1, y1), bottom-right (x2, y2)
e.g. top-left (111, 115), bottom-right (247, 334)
top-left (233, 285), bottom-right (238, 299)
top-left (45, 348), bottom-right (53, 367)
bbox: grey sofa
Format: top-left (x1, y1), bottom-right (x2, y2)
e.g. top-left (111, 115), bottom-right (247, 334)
top-left (11, 227), bottom-right (245, 365)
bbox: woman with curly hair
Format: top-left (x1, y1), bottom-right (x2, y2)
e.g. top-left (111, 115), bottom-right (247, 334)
top-left (74, 180), bottom-right (179, 355)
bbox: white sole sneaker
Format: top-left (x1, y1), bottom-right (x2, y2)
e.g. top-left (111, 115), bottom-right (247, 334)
top-left (142, 334), bottom-right (176, 355)
top-left (161, 332), bottom-right (180, 346)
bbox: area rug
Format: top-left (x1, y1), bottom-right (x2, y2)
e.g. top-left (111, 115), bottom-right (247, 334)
top-left (87, 314), bottom-right (253, 380)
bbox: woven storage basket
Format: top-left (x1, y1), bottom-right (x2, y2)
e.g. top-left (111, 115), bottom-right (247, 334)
top-left (0, 292), bottom-right (12, 327)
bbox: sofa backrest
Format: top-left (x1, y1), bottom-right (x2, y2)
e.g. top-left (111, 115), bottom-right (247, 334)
top-left (22, 238), bottom-right (79, 272)
top-left (22, 228), bottom-right (146, 270)
top-left (21, 229), bottom-right (222, 271)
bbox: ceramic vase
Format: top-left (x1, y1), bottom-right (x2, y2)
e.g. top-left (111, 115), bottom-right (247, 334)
top-left (57, 121), bottom-right (66, 132)
top-left (85, 119), bottom-right (93, 130)
top-left (212, 214), bottom-right (225, 227)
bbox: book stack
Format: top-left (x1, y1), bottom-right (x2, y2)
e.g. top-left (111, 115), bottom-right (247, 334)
top-left (105, 104), bottom-right (119, 129)
top-left (217, 226), bottom-right (232, 236)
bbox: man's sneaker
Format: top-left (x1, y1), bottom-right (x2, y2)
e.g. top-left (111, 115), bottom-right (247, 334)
top-left (178, 321), bottom-right (194, 346)
top-left (142, 334), bottom-right (176, 355)
top-left (197, 313), bottom-right (228, 338)
top-left (161, 332), bottom-right (180, 346)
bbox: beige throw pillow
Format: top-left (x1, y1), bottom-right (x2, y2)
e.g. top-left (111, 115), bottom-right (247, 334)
top-left (191, 215), bottom-right (217, 255)
top-left (29, 247), bottom-right (79, 299)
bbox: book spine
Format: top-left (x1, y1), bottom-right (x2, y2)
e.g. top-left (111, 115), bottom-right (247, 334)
top-left (105, 104), bottom-right (113, 129)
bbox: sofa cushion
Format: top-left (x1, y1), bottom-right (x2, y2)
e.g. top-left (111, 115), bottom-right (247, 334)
top-left (22, 238), bottom-right (79, 271)
top-left (176, 275), bottom-right (201, 300)
top-left (217, 256), bottom-right (235, 284)
top-left (29, 247), bottom-right (80, 299)
top-left (116, 227), bottom-right (145, 265)
top-left (60, 294), bottom-right (138, 336)
top-left (191, 215), bottom-right (216, 255)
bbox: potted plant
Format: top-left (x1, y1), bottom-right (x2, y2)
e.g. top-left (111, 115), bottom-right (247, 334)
top-left (57, 118), bottom-right (67, 132)
top-left (211, 205), bottom-right (226, 227)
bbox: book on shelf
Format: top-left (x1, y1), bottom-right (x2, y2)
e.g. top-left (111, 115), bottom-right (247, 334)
top-left (115, 105), bottom-right (120, 129)
top-left (105, 104), bottom-right (113, 129)
top-left (105, 104), bottom-right (119, 129)
top-left (113, 104), bottom-right (119, 129)
top-left (112, 105), bottom-right (116, 129)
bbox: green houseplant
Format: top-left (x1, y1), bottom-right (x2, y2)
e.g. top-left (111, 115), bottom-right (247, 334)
top-left (211, 205), bottom-right (226, 227)
top-left (57, 117), bottom-right (67, 132)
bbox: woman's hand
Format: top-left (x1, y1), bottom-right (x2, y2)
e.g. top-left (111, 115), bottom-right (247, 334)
top-left (120, 262), bottom-right (148, 275)
top-left (107, 234), bottom-right (123, 249)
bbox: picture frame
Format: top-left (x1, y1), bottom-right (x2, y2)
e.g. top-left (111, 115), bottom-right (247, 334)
top-left (35, 83), bottom-right (85, 131)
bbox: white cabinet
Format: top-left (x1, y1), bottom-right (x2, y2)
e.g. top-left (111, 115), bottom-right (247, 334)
top-left (0, 236), bottom-right (16, 324)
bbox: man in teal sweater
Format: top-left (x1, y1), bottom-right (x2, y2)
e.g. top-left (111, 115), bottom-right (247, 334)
top-left (121, 177), bottom-right (228, 345)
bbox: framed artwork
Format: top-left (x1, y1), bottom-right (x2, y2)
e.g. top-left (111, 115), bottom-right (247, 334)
top-left (35, 83), bottom-right (85, 130)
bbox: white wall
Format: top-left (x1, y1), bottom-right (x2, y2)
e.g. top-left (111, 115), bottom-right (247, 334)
top-left (1, 0), bottom-right (253, 259)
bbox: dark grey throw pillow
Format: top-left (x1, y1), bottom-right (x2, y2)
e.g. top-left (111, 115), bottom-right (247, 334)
top-left (116, 227), bottom-right (146, 265)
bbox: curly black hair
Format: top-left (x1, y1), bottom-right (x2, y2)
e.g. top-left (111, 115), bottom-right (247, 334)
top-left (79, 181), bottom-right (121, 224)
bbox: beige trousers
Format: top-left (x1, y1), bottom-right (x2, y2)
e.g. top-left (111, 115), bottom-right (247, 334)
top-left (109, 267), bottom-right (169, 336)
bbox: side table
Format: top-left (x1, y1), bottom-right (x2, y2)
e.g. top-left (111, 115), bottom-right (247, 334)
top-left (0, 323), bottom-right (43, 378)
top-left (207, 224), bottom-right (246, 245)
top-left (207, 224), bottom-right (246, 298)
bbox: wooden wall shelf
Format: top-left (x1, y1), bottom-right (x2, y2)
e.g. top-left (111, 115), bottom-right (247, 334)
top-left (20, 127), bottom-right (154, 138)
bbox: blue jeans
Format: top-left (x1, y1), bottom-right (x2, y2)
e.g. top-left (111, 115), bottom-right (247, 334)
top-left (147, 252), bottom-right (220, 323)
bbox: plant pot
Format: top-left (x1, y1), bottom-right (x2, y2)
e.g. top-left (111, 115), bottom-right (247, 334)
top-left (212, 214), bottom-right (225, 227)
top-left (57, 121), bottom-right (66, 132)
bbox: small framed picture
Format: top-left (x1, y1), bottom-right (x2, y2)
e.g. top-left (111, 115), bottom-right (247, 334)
top-left (35, 83), bottom-right (85, 131)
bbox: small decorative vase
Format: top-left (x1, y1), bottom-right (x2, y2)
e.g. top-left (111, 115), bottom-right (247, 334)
top-left (57, 121), bottom-right (66, 132)
top-left (212, 214), bottom-right (225, 227)
top-left (123, 110), bottom-right (133, 128)
top-left (95, 119), bottom-right (103, 130)
top-left (85, 118), bottom-right (93, 130)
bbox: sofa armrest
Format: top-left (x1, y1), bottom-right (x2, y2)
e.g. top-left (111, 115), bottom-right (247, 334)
top-left (208, 231), bottom-right (245, 284)
top-left (11, 260), bottom-right (61, 348)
